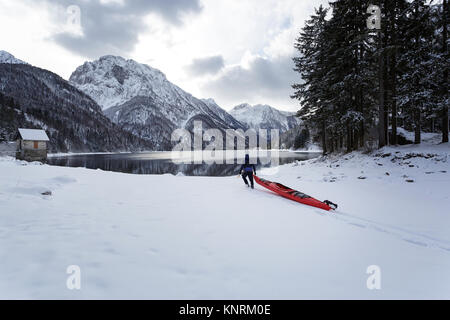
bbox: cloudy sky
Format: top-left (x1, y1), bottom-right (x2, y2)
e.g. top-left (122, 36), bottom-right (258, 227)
top-left (0, 0), bottom-right (328, 111)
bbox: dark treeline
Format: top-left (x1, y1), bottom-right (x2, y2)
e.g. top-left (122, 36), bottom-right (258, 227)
top-left (292, 0), bottom-right (448, 153)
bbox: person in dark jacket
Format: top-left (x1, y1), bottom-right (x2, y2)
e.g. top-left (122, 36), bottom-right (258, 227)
top-left (240, 154), bottom-right (256, 189)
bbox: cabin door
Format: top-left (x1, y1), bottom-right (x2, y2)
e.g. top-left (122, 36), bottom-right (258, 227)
top-left (34, 141), bottom-right (38, 149)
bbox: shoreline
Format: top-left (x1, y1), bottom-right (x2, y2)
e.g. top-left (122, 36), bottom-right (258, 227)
top-left (47, 149), bottom-right (323, 158)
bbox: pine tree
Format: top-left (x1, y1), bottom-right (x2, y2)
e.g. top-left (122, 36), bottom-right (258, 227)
top-left (382, 0), bottom-right (410, 145)
top-left (325, 0), bottom-right (375, 151)
top-left (293, 1), bottom-right (379, 152)
top-left (292, 5), bottom-right (330, 153)
top-left (437, 0), bottom-right (449, 142)
top-left (397, 0), bottom-right (435, 144)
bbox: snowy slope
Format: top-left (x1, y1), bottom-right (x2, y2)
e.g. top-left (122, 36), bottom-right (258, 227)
top-left (230, 103), bottom-right (301, 132)
top-left (69, 56), bottom-right (244, 149)
top-left (0, 50), bottom-right (28, 65)
top-left (0, 139), bottom-right (449, 299)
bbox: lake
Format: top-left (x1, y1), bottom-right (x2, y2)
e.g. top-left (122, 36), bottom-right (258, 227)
top-left (47, 151), bottom-right (321, 177)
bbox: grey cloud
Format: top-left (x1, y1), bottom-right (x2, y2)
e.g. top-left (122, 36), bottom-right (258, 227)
top-left (203, 55), bottom-right (299, 108)
top-left (32, 0), bottom-right (202, 58)
top-left (186, 55), bottom-right (225, 76)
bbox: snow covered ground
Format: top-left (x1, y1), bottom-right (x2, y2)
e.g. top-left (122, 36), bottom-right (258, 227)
top-left (0, 139), bottom-right (449, 299)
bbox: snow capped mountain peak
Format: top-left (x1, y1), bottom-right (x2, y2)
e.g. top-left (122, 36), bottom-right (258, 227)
top-left (0, 50), bottom-right (28, 65)
top-left (98, 55), bottom-right (167, 79)
top-left (230, 103), bottom-right (301, 132)
top-left (70, 55), bottom-right (245, 149)
top-left (69, 55), bottom-right (170, 109)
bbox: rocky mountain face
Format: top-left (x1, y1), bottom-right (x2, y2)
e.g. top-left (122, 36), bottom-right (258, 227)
top-left (0, 62), bottom-right (152, 153)
top-left (229, 103), bottom-right (301, 133)
top-left (69, 56), bottom-right (246, 150)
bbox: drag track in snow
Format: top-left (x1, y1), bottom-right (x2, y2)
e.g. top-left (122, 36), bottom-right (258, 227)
top-left (251, 168), bottom-right (450, 254)
top-left (254, 184), bottom-right (450, 254)
top-left (328, 210), bottom-right (450, 253)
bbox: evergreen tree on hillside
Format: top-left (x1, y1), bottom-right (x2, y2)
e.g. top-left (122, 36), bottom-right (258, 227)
top-left (397, 0), bottom-right (435, 144)
top-left (292, 5), bottom-right (330, 152)
top-left (381, 0), bottom-right (410, 145)
top-left (293, 1), bottom-right (379, 152)
top-left (427, 0), bottom-right (449, 142)
top-left (326, 0), bottom-right (379, 152)
top-left (442, 0), bottom-right (449, 143)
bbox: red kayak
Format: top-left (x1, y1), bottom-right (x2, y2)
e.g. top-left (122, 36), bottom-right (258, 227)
top-left (254, 176), bottom-right (337, 211)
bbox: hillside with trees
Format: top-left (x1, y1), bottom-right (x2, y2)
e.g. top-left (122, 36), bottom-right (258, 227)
top-left (0, 64), bottom-right (153, 153)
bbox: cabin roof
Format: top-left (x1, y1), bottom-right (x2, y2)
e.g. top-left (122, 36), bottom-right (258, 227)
top-left (18, 128), bottom-right (49, 142)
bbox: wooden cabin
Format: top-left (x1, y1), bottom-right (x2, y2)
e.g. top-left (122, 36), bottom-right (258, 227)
top-left (16, 128), bottom-right (50, 162)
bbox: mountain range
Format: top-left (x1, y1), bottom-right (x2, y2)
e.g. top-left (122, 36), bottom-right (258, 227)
top-left (69, 55), bottom-right (246, 150)
top-left (1, 51), bottom-right (302, 152)
top-left (229, 103), bottom-right (300, 132)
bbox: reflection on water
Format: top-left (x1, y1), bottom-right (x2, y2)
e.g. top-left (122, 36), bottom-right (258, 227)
top-left (47, 151), bottom-right (321, 176)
